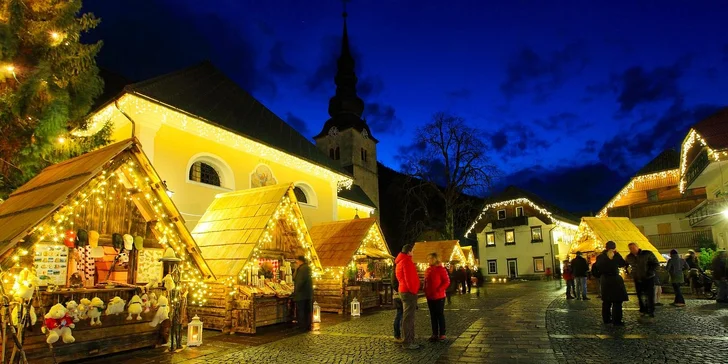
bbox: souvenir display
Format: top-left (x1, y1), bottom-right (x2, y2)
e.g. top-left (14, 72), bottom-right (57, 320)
top-left (34, 244), bottom-right (69, 286)
top-left (136, 249), bottom-right (164, 283)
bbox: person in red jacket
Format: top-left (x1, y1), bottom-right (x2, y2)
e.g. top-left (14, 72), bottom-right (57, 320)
top-left (395, 244), bottom-right (420, 349)
top-left (562, 260), bottom-right (575, 299)
top-left (425, 253), bottom-right (450, 341)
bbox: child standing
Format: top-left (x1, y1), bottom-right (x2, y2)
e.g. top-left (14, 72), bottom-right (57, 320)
top-left (563, 260), bottom-right (575, 299)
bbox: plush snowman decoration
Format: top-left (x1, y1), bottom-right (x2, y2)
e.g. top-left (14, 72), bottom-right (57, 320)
top-left (149, 292), bottom-right (158, 308)
top-left (162, 274), bottom-right (176, 292)
top-left (42, 303), bottom-right (75, 344)
top-left (11, 269), bottom-right (38, 327)
top-left (127, 295), bottom-right (144, 320)
top-left (65, 300), bottom-right (81, 322)
top-left (106, 296), bottom-right (126, 315)
top-left (149, 295), bottom-right (169, 328)
top-left (88, 297), bottom-right (104, 326)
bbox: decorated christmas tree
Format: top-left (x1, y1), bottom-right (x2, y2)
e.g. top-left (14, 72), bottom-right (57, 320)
top-left (0, 0), bottom-right (110, 198)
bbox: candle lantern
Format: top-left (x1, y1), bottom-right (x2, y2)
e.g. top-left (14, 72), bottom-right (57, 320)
top-left (186, 315), bottom-right (203, 347)
top-left (351, 298), bottom-right (361, 317)
top-left (313, 301), bottom-right (321, 323)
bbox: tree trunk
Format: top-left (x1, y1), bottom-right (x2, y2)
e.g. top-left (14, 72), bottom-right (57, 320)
top-left (445, 206), bottom-right (454, 240)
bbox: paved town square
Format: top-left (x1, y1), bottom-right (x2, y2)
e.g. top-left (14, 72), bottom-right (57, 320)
top-left (75, 281), bottom-right (728, 364)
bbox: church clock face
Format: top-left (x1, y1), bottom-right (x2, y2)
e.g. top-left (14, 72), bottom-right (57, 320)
top-left (362, 129), bottom-right (369, 139)
top-left (328, 126), bottom-right (339, 138)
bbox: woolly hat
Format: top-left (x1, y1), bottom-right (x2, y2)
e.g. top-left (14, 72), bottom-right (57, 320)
top-left (134, 236), bottom-right (144, 251)
top-left (88, 231), bottom-right (100, 248)
top-left (76, 229), bottom-right (89, 247)
top-left (123, 234), bottom-right (134, 251)
top-left (112, 233), bottom-right (123, 250)
top-left (605, 241), bottom-right (617, 250)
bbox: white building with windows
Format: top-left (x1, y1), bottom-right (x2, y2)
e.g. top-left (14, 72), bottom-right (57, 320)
top-left (465, 186), bottom-right (579, 279)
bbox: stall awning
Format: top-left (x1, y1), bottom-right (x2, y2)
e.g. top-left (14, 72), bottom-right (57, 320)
top-left (571, 217), bottom-right (666, 262)
top-left (412, 240), bottom-right (466, 264)
top-left (309, 218), bottom-right (392, 268)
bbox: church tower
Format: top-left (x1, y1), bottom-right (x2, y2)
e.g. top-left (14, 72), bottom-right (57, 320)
top-left (313, 10), bottom-right (379, 214)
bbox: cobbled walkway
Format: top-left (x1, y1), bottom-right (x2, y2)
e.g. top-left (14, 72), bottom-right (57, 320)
top-left (547, 292), bottom-right (728, 364)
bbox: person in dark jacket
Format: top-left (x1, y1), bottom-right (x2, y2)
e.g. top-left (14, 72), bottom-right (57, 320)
top-left (711, 250), bottom-right (728, 303)
top-left (592, 241), bottom-right (628, 326)
top-left (445, 266), bottom-right (457, 304)
top-left (571, 252), bottom-right (590, 300)
top-left (685, 249), bottom-right (701, 295)
top-left (457, 267), bottom-right (467, 294)
top-left (465, 267), bottom-right (473, 293)
top-left (293, 256), bottom-right (314, 331)
top-left (473, 268), bottom-right (484, 297)
top-left (391, 263), bottom-right (403, 341)
top-left (626, 242), bottom-right (659, 318)
top-left (666, 249), bottom-right (688, 306)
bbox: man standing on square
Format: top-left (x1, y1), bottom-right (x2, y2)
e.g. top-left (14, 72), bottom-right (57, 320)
top-left (395, 244), bottom-right (421, 349)
top-left (293, 256), bottom-right (313, 331)
top-left (626, 242), bottom-right (659, 318)
top-left (571, 252), bottom-right (590, 300)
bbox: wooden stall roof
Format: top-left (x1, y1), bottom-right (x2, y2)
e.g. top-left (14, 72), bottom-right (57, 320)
top-left (309, 218), bottom-right (392, 267)
top-left (412, 240), bottom-right (465, 264)
top-left (571, 217), bottom-right (666, 262)
top-left (191, 183), bottom-right (322, 278)
top-left (0, 139), bottom-right (215, 277)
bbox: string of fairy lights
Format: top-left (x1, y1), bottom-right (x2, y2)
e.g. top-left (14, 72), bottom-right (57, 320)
top-left (597, 169), bottom-right (680, 218)
top-left (13, 156), bottom-right (210, 306)
top-left (75, 94), bottom-right (355, 192)
top-left (679, 129), bottom-right (728, 193)
top-left (465, 198), bottom-right (579, 237)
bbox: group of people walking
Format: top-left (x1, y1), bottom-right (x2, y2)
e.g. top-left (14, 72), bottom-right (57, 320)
top-left (392, 244), bottom-right (482, 349)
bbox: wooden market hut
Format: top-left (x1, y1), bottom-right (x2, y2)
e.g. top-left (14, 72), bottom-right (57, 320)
top-left (412, 240), bottom-right (467, 273)
top-left (309, 218), bottom-right (393, 314)
top-left (570, 217), bottom-right (666, 263)
top-left (0, 139), bottom-right (214, 363)
top-left (461, 246), bottom-right (477, 268)
top-left (189, 183), bottom-right (322, 334)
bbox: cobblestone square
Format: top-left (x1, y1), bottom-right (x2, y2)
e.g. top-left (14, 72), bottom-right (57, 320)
top-left (77, 281), bottom-right (728, 364)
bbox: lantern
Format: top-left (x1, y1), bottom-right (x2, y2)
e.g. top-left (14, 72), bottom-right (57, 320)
top-left (312, 301), bottom-right (321, 323)
top-left (186, 315), bottom-right (203, 347)
top-left (351, 298), bottom-right (361, 317)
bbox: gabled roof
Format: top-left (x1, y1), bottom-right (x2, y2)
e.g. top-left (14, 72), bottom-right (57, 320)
top-left (338, 184), bottom-right (376, 209)
top-left (412, 240), bottom-right (465, 265)
top-left (0, 139), bottom-right (214, 277)
top-left (309, 218), bottom-right (391, 267)
top-left (635, 149), bottom-right (679, 177)
top-left (691, 107), bottom-right (728, 151)
top-left (571, 217), bottom-right (666, 262)
top-left (466, 186), bottom-right (579, 236)
top-left (192, 183), bottom-right (322, 278)
top-left (123, 61), bottom-right (349, 177)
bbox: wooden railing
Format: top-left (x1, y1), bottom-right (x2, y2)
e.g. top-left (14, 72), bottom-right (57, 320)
top-left (492, 215), bottom-right (529, 229)
top-left (607, 195), bottom-right (705, 219)
top-left (646, 230), bottom-right (713, 250)
top-left (685, 149), bottom-right (710, 189)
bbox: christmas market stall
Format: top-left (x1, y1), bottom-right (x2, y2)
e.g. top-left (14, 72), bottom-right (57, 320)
top-left (0, 139), bottom-right (214, 363)
top-left (189, 183), bottom-right (322, 334)
top-left (461, 246), bottom-right (477, 269)
top-left (412, 240), bottom-right (467, 274)
top-left (309, 218), bottom-right (393, 314)
top-left (569, 217), bottom-right (666, 292)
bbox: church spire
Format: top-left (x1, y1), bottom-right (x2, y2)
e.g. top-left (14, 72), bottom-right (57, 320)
top-left (327, 7), bottom-right (364, 118)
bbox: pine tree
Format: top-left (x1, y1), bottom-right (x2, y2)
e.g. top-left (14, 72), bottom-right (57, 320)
top-left (0, 0), bottom-right (110, 198)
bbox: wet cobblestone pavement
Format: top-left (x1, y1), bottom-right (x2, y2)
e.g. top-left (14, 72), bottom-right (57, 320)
top-left (75, 281), bottom-right (728, 364)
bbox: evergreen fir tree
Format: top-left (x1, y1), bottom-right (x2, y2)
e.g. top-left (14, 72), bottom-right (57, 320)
top-left (0, 0), bottom-right (110, 198)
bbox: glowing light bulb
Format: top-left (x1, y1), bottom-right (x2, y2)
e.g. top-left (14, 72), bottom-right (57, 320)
top-left (5, 65), bottom-right (14, 72)
top-left (50, 32), bottom-right (60, 40)
top-left (58, 136), bottom-right (66, 144)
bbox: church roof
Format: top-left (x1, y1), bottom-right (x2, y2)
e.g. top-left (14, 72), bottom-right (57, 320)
top-left (124, 62), bottom-right (350, 177)
top-left (338, 184), bottom-right (376, 209)
top-left (635, 149), bottom-right (679, 177)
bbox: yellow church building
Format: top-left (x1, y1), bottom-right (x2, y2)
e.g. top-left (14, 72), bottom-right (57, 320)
top-left (79, 15), bottom-right (378, 231)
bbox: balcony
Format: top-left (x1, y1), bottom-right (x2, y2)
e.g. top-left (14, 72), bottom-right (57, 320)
top-left (646, 230), bottom-right (713, 251)
top-left (492, 216), bottom-right (529, 229)
top-left (607, 195), bottom-right (705, 219)
top-left (687, 198), bottom-right (728, 227)
top-left (685, 149), bottom-right (710, 189)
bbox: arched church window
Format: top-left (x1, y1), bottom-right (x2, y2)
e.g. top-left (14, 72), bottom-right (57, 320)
top-left (329, 148), bottom-right (335, 159)
top-left (335, 147), bottom-right (340, 160)
top-left (361, 148), bottom-right (368, 163)
top-left (189, 162), bottom-right (221, 187)
top-left (293, 186), bottom-right (308, 204)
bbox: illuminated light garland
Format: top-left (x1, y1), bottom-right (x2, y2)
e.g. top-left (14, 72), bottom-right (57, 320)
top-left (597, 169), bottom-right (680, 217)
top-left (465, 198), bottom-right (578, 236)
top-left (21, 157), bottom-right (210, 306)
top-left (78, 94), bottom-right (354, 191)
top-left (337, 198), bottom-right (375, 215)
top-left (678, 129), bottom-right (728, 193)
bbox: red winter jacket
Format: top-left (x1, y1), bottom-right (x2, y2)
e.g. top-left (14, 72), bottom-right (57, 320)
top-left (395, 253), bottom-right (420, 295)
top-left (562, 265), bottom-right (574, 281)
top-left (425, 264), bottom-right (450, 300)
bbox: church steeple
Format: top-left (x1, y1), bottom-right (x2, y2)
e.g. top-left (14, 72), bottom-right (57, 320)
top-left (327, 10), bottom-right (365, 118)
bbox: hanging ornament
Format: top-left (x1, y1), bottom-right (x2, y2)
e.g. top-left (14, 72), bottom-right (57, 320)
top-left (64, 230), bottom-right (76, 248)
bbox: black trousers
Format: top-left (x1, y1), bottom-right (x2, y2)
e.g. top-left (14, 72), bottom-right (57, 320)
top-left (601, 301), bottom-right (623, 324)
top-left (296, 299), bottom-right (312, 330)
top-left (635, 279), bottom-right (655, 314)
top-left (427, 298), bottom-right (446, 336)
